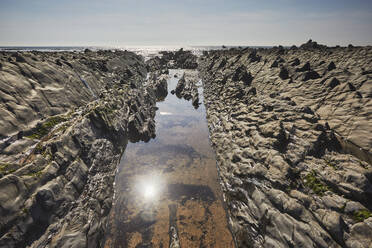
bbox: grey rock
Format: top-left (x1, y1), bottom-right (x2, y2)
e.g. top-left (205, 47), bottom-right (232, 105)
top-left (328, 61), bottom-right (336, 71)
top-left (0, 50), bottom-right (158, 248)
top-left (279, 67), bottom-right (289, 80)
top-left (199, 43), bottom-right (372, 247)
top-left (296, 61), bottom-right (311, 72)
top-left (344, 201), bottom-right (366, 214)
top-left (328, 77), bottom-right (340, 89)
top-left (302, 70), bottom-right (320, 81)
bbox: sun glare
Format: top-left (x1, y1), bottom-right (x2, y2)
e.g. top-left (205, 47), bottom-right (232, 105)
top-left (143, 183), bottom-right (156, 199)
top-left (136, 174), bottom-right (165, 203)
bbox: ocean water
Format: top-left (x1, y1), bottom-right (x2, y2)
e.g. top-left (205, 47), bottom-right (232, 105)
top-left (0, 45), bottom-right (271, 58)
top-left (105, 69), bottom-right (236, 247)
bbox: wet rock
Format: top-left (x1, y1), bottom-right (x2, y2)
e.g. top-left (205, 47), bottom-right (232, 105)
top-left (232, 66), bottom-right (253, 85)
top-left (296, 61), bottom-right (311, 72)
top-left (147, 73), bottom-right (168, 101)
top-left (175, 75), bottom-right (186, 98)
top-left (328, 61), bottom-right (336, 71)
top-left (356, 91), bottom-right (363, 98)
top-left (279, 67), bottom-right (289, 80)
top-left (12, 52), bottom-right (26, 63)
top-left (270, 60), bottom-right (279, 68)
top-left (173, 72), bottom-right (200, 109)
top-left (146, 49), bottom-right (198, 71)
top-left (248, 50), bottom-right (261, 62)
top-left (291, 58), bottom-right (300, 66)
top-left (247, 87), bottom-right (257, 96)
top-left (348, 82), bottom-right (356, 91)
top-left (327, 77), bottom-right (340, 89)
top-left (217, 58), bottom-right (227, 69)
top-left (156, 78), bottom-right (168, 99)
top-left (302, 70), bottom-right (320, 81)
top-left (35, 188), bottom-right (56, 211)
top-left (361, 69), bottom-right (372, 75)
top-left (55, 59), bottom-right (62, 66)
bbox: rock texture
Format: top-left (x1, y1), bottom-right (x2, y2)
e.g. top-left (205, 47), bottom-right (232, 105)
top-left (199, 43), bottom-right (372, 248)
top-left (146, 71), bottom-right (169, 101)
top-left (2, 43), bottom-right (372, 248)
top-left (0, 51), bottom-right (160, 247)
top-left (173, 72), bottom-right (200, 109)
top-left (146, 48), bottom-right (198, 71)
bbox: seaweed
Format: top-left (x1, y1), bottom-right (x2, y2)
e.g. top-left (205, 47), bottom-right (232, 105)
top-left (353, 209), bottom-right (372, 222)
top-left (26, 170), bottom-right (43, 178)
top-left (324, 158), bottom-right (338, 170)
top-left (0, 162), bottom-right (17, 174)
top-left (26, 116), bottom-right (68, 139)
top-left (304, 170), bottom-right (331, 195)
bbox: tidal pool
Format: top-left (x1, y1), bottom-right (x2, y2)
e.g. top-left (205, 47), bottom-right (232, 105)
top-left (104, 70), bottom-right (235, 248)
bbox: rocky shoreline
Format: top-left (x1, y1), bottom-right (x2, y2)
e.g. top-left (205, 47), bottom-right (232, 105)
top-left (199, 41), bottom-right (372, 247)
top-left (0, 42), bottom-right (371, 248)
top-left (0, 50), bottom-right (164, 247)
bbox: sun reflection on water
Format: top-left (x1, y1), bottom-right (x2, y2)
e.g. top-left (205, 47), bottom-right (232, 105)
top-left (143, 183), bottom-right (156, 199)
top-left (135, 174), bottom-right (165, 204)
top-left (159, 111), bottom-right (173, 115)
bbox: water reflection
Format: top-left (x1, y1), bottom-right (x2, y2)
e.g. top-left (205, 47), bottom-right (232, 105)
top-left (104, 69), bottom-right (234, 248)
top-left (159, 111), bottom-right (173, 115)
top-left (135, 174), bottom-right (165, 202)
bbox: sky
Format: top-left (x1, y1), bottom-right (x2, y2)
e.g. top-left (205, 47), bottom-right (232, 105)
top-left (0, 0), bottom-right (371, 46)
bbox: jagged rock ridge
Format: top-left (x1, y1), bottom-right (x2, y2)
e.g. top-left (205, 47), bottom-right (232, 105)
top-left (199, 42), bottom-right (372, 248)
top-left (0, 51), bottom-right (163, 247)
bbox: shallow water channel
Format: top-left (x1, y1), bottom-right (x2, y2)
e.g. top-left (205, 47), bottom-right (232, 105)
top-left (105, 70), bottom-right (234, 248)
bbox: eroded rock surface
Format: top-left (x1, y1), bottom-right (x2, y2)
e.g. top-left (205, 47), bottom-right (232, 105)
top-left (0, 51), bottom-right (160, 247)
top-left (173, 71), bottom-right (200, 109)
top-left (146, 48), bottom-right (198, 72)
top-left (200, 43), bottom-right (372, 247)
top-left (1, 43), bottom-right (372, 248)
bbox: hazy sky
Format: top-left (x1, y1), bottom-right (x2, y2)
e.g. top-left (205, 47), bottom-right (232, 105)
top-left (0, 0), bottom-right (371, 46)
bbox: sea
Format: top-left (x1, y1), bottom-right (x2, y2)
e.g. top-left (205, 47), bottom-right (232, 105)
top-left (0, 45), bottom-right (271, 58)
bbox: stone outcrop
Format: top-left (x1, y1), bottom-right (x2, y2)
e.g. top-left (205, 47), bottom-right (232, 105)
top-left (0, 51), bottom-right (161, 247)
top-left (199, 43), bottom-right (372, 247)
top-left (146, 71), bottom-right (168, 101)
top-left (0, 50), bottom-right (119, 138)
top-left (1, 42), bottom-right (372, 248)
top-left (173, 71), bottom-right (200, 109)
top-left (146, 48), bottom-right (198, 71)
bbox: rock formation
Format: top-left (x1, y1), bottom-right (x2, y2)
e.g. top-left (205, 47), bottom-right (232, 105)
top-left (0, 51), bottom-right (161, 247)
top-left (1, 41), bottom-right (371, 248)
top-left (199, 43), bottom-right (372, 248)
top-left (173, 72), bottom-right (200, 109)
top-left (146, 48), bottom-right (198, 71)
